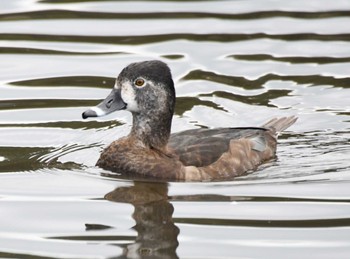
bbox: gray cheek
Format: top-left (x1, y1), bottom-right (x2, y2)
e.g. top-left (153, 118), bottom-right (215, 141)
top-left (121, 85), bottom-right (139, 112)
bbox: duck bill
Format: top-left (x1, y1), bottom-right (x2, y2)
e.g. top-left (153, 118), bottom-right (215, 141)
top-left (82, 88), bottom-right (126, 119)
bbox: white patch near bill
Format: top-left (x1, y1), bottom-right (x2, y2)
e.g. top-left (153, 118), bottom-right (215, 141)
top-left (90, 106), bottom-right (106, 116)
top-left (114, 81), bottom-right (120, 89)
top-left (121, 82), bottom-right (139, 112)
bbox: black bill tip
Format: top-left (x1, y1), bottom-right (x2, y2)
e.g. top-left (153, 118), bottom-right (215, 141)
top-left (82, 109), bottom-right (98, 119)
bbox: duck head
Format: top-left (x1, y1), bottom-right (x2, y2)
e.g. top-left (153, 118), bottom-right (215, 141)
top-left (82, 60), bottom-right (176, 149)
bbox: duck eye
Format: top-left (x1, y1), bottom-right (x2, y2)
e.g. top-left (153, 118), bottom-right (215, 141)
top-left (134, 78), bottom-right (145, 87)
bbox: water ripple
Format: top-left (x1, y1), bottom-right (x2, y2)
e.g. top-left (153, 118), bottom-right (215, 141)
top-left (1, 32), bottom-right (350, 45)
top-left (1, 9), bottom-right (350, 21)
top-left (1, 0), bottom-right (350, 258)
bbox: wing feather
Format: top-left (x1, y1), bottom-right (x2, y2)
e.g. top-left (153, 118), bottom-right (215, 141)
top-left (168, 127), bottom-right (268, 167)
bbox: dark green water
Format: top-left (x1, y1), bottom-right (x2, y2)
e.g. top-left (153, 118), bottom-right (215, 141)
top-left (0, 0), bottom-right (350, 258)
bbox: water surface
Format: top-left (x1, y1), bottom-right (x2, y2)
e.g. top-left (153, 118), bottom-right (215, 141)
top-left (0, 0), bottom-right (350, 258)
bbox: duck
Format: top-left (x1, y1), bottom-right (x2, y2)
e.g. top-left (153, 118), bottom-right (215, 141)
top-left (82, 60), bottom-right (297, 181)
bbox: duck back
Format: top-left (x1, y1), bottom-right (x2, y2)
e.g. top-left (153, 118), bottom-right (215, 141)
top-left (169, 127), bottom-right (268, 167)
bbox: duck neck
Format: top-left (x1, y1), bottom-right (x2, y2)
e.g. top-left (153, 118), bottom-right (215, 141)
top-left (130, 111), bottom-right (172, 152)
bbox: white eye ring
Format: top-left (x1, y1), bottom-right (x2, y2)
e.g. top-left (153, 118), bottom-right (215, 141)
top-left (134, 78), bottom-right (145, 88)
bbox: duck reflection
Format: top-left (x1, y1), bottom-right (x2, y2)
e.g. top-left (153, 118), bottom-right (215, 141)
top-left (105, 181), bottom-right (179, 259)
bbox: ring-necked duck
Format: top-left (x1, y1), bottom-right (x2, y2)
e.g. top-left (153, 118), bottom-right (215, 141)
top-left (83, 60), bottom-right (297, 181)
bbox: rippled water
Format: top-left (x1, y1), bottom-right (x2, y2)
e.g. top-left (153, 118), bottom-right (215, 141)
top-left (1, 0), bottom-right (350, 258)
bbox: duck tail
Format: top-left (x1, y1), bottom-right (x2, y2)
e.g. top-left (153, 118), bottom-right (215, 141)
top-left (262, 116), bottom-right (297, 133)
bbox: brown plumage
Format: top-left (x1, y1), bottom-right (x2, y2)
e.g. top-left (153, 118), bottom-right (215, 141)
top-left (82, 60), bottom-right (297, 181)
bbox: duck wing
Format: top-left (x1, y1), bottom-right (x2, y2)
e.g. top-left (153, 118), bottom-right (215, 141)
top-left (168, 127), bottom-right (269, 167)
